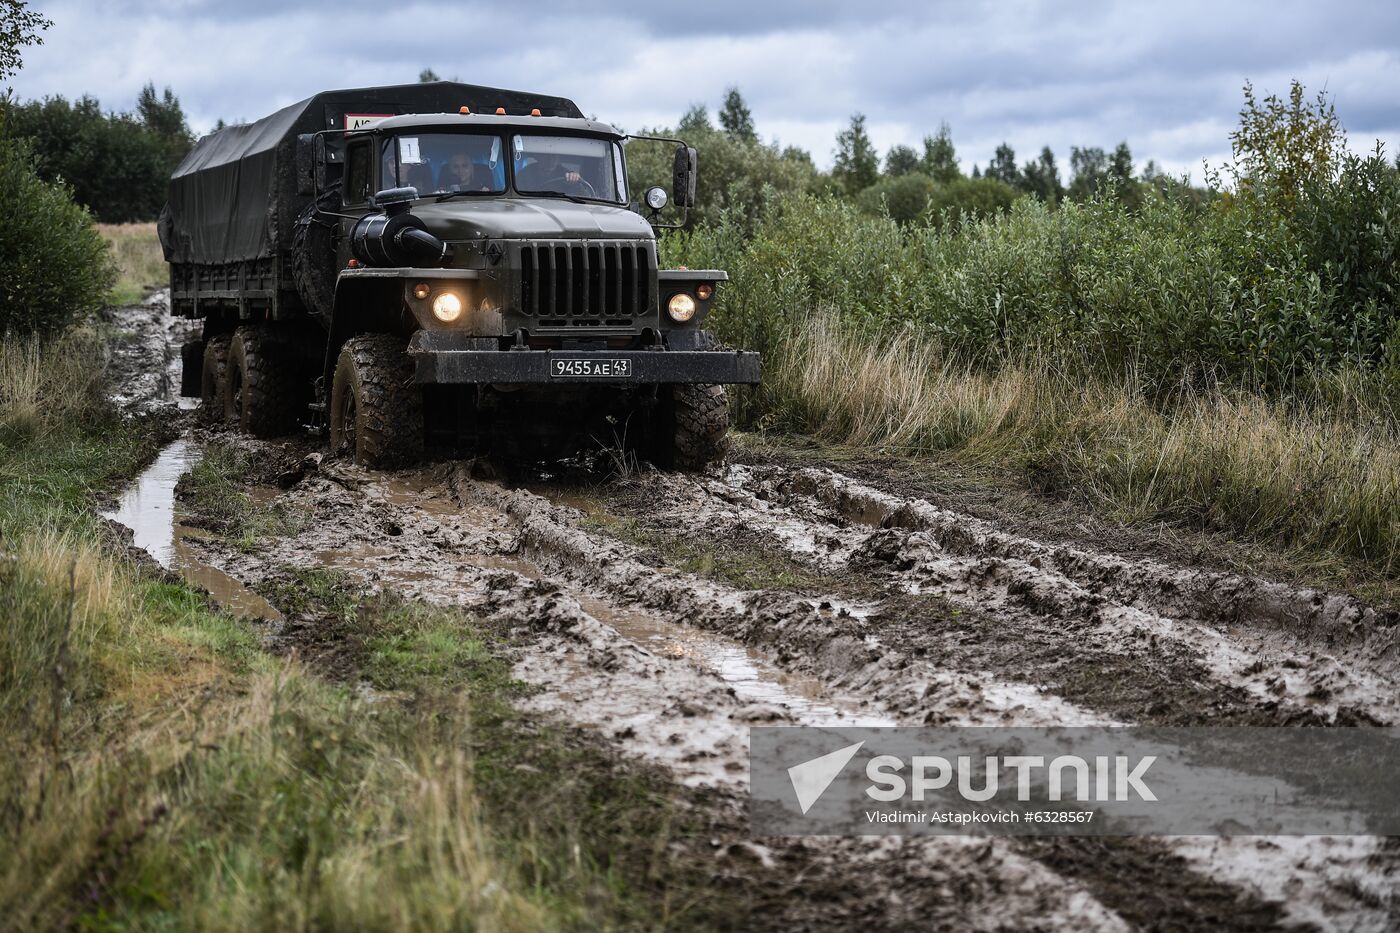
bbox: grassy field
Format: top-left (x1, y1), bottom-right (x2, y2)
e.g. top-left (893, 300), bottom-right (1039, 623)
top-left (0, 337), bottom-right (745, 931)
top-left (98, 222), bottom-right (165, 305)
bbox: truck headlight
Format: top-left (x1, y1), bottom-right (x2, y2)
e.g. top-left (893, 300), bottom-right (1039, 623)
top-left (432, 291), bottom-right (464, 323)
top-left (667, 293), bottom-right (696, 323)
top-left (645, 186), bottom-right (668, 211)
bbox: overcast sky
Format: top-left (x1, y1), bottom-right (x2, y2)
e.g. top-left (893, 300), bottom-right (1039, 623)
top-left (11, 0), bottom-right (1400, 181)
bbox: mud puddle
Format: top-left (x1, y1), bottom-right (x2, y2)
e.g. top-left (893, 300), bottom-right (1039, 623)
top-left (511, 466), bottom-right (1399, 928)
top-left (696, 464), bottom-right (1400, 726)
top-left (104, 436), bottom-right (281, 622)
top-left (109, 286), bottom-right (1400, 928)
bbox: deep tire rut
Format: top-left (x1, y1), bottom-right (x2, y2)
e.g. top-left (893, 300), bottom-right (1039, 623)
top-left (638, 463), bottom-right (1400, 728)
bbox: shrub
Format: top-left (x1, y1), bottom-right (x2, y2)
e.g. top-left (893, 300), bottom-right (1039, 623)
top-left (857, 174), bottom-right (1020, 226)
top-left (670, 167), bottom-right (1400, 397)
top-left (856, 173), bottom-right (935, 224)
top-left (926, 176), bottom-right (1021, 225)
top-left (623, 111), bottom-right (821, 234)
top-left (0, 134), bottom-right (115, 335)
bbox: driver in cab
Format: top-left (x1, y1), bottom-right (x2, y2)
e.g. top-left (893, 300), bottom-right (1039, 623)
top-left (517, 152), bottom-right (582, 190)
top-left (437, 152), bottom-right (491, 193)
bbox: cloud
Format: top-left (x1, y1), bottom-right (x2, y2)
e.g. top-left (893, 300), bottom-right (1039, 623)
top-left (11, 0), bottom-right (1400, 181)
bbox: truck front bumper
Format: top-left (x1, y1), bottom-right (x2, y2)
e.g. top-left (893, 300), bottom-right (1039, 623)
top-left (412, 346), bottom-right (762, 385)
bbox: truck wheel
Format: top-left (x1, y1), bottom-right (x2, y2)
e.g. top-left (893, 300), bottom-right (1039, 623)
top-left (225, 326), bottom-right (302, 437)
top-left (668, 383), bottom-right (730, 472)
top-left (329, 334), bottom-right (423, 468)
top-left (199, 335), bottom-right (232, 424)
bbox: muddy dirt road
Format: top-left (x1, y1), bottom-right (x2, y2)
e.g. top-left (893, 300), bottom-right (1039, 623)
top-left (107, 293), bottom-right (1399, 931)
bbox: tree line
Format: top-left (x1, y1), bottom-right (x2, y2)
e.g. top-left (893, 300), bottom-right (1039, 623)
top-left (1, 70), bottom-right (1197, 229)
top-left (1, 83), bottom-right (194, 223)
top-left (624, 87), bottom-right (1210, 232)
top-left (829, 106), bottom-right (1205, 223)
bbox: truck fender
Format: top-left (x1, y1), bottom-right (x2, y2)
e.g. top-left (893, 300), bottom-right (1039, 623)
top-left (319, 274), bottom-right (413, 391)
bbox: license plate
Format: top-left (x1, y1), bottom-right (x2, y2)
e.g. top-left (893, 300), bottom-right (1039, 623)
top-left (551, 358), bottom-right (632, 378)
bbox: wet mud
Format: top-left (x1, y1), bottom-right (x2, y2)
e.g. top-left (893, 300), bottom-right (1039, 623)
top-left (103, 289), bottom-right (199, 412)
top-left (97, 293), bottom-right (1400, 929)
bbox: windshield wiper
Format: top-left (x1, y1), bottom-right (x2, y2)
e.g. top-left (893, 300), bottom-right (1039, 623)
top-left (526, 190), bottom-right (594, 205)
top-left (435, 190), bottom-right (496, 202)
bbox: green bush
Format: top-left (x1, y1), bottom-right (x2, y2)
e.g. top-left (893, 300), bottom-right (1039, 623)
top-left (0, 134), bottom-right (116, 335)
top-left (857, 174), bottom-right (1020, 226)
top-left (926, 177), bottom-right (1021, 225)
top-left (661, 81), bottom-right (1398, 403)
top-left (624, 111), bottom-right (821, 234)
top-left (669, 167), bottom-right (1399, 399)
top-left (856, 173), bottom-right (934, 224)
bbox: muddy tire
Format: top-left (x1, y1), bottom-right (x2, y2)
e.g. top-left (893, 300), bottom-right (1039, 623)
top-left (669, 383), bottom-right (729, 472)
top-left (199, 335), bottom-right (232, 424)
top-left (225, 326), bottom-right (303, 437)
top-left (330, 334), bottom-right (423, 468)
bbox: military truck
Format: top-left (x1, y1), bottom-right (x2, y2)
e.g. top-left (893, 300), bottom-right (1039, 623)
top-left (160, 81), bottom-right (759, 469)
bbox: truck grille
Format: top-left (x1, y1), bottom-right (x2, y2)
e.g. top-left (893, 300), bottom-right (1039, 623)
top-left (519, 242), bottom-right (653, 329)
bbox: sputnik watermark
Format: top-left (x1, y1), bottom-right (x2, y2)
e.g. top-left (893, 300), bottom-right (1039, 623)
top-left (752, 727), bottom-right (1400, 836)
top-left (865, 753), bottom-right (1156, 803)
top-left (789, 747), bottom-right (1154, 829)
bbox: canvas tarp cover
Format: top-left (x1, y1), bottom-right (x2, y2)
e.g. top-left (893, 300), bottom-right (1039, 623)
top-left (161, 98), bottom-right (304, 265)
top-left (160, 83), bottom-right (583, 266)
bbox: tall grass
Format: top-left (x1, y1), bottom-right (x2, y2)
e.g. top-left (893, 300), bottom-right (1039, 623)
top-left (97, 222), bottom-right (166, 305)
top-left (0, 576), bottom-right (548, 930)
top-left (1, 544), bottom-right (712, 928)
top-left (0, 332), bottom-right (108, 440)
top-left (768, 315), bottom-right (1400, 572)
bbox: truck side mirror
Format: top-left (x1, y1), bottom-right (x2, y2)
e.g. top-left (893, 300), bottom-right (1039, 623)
top-left (672, 145), bottom-right (697, 208)
top-left (296, 134), bottom-right (319, 196)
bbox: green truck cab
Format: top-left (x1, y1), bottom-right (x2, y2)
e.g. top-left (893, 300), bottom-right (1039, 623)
top-left (160, 81), bottom-right (758, 469)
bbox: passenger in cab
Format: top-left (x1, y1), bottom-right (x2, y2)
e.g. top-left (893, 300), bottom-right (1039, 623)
top-left (381, 145), bottom-right (433, 195)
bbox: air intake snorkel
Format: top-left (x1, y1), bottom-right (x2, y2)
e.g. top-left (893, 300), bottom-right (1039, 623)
top-left (350, 187), bottom-right (449, 267)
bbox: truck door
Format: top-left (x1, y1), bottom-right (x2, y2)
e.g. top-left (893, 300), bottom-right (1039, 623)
top-left (345, 139), bottom-right (374, 206)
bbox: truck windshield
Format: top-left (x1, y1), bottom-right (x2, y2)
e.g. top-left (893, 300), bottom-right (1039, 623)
top-left (380, 133), bottom-right (506, 195)
top-left (512, 134), bottom-right (624, 203)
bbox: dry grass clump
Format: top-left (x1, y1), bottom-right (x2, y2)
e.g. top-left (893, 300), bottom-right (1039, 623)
top-left (0, 330), bottom-right (619, 930)
top-left (0, 529), bottom-right (126, 723)
top-left (776, 315), bottom-right (1400, 572)
top-left (0, 332), bottom-right (108, 439)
